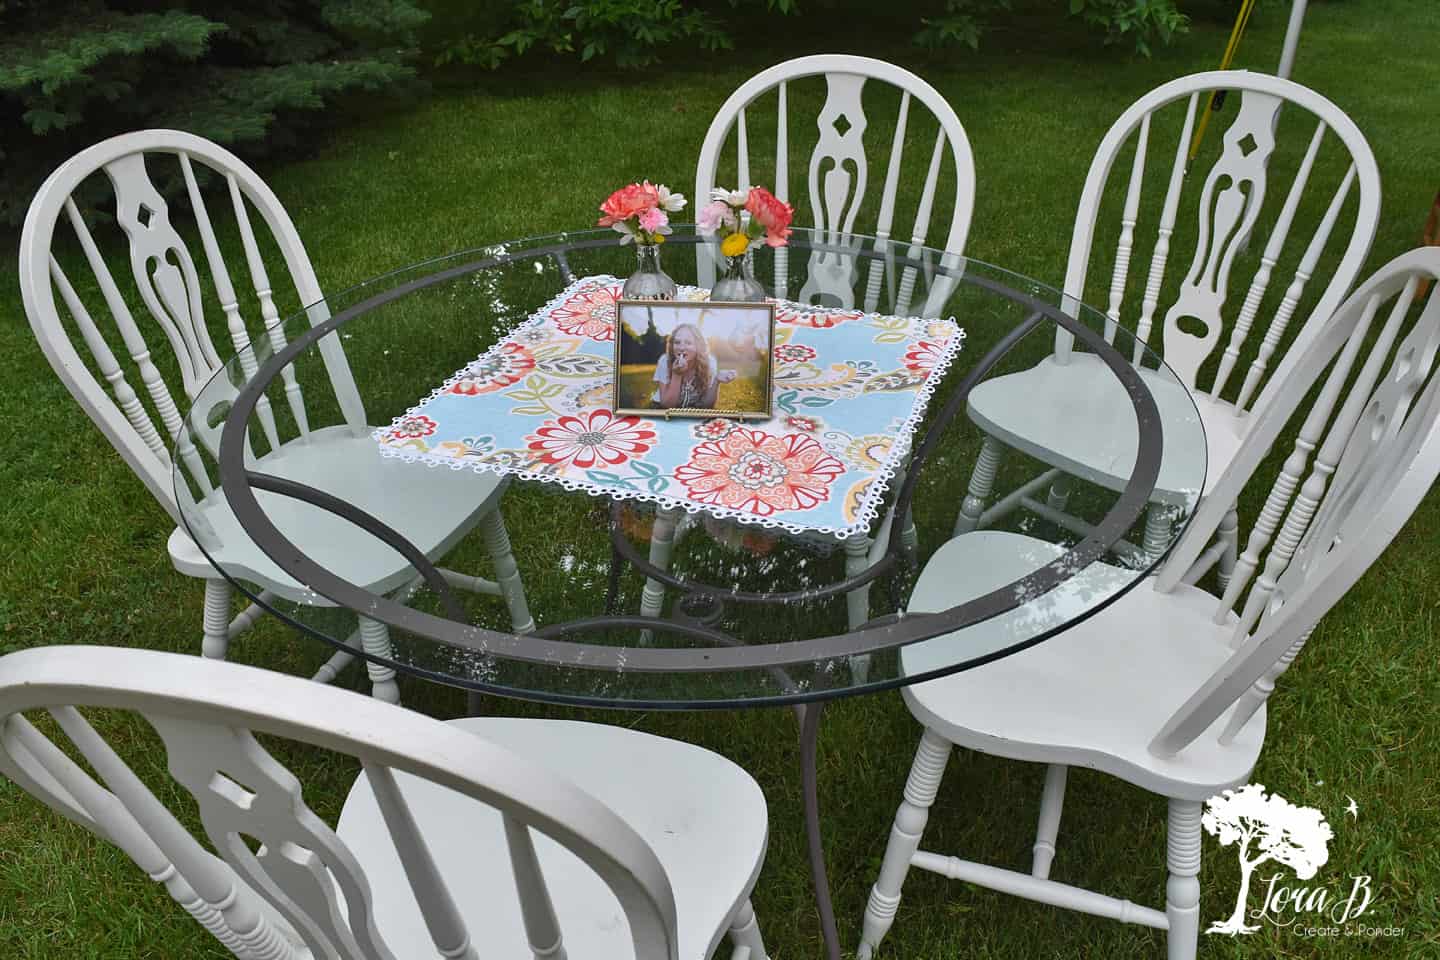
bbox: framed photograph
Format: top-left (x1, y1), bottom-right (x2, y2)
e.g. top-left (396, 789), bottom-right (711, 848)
top-left (614, 299), bottom-right (775, 419)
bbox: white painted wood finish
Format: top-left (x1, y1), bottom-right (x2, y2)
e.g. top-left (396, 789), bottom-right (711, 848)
top-left (19, 131), bottom-right (532, 697)
top-left (958, 71), bottom-right (1380, 543)
top-left (691, 58), bottom-right (973, 632)
top-left (861, 248), bottom-right (1440, 960)
top-left (695, 55), bottom-right (975, 315)
top-left (0, 646), bottom-right (771, 960)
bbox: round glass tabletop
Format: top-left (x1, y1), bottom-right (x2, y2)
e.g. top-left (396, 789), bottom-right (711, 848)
top-left (172, 226), bottom-right (1206, 708)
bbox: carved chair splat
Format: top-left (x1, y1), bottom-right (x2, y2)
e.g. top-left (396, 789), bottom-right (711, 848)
top-left (0, 646), bottom-right (773, 960)
top-left (695, 55), bottom-right (975, 316)
top-left (861, 248), bottom-right (1440, 960)
top-left (20, 131), bottom-right (533, 702)
top-left (955, 72), bottom-right (1381, 594)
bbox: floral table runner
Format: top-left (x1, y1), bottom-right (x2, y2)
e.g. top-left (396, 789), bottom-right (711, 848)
top-left (376, 275), bottom-right (964, 539)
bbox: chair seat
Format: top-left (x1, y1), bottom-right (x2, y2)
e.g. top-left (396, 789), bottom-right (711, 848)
top-left (967, 353), bottom-right (1246, 501)
top-left (900, 531), bottom-right (1265, 799)
top-left (168, 425), bottom-right (504, 600)
top-left (336, 717), bottom-right (768, 959)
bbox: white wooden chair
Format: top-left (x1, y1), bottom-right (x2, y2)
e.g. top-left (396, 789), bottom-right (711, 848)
top-left (0, 644), bottom-right (771, 959)
top-left (857, 247), bottom-right (1440, 960)
top-left (954, 71), bottom-right (1381, 582)
top-left (695, 54), bottom-right (976, 317)
top-left (19, 130), bottom-right (533, 703)
top-left (687, 55), bottom-right (975, 636)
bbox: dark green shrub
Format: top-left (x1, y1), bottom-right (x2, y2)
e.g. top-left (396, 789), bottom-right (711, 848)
top-left (0, 0), bottom-right (430, 227)
top-left (432, 0), bottom-right (797, 72)
top-left (430, 0), bottom-right (1189, 72)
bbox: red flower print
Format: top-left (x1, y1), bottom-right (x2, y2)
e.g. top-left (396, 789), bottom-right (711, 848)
top-left (774, 342), bottom-right (818, 364)
top-left (776, 305), bottom-right (862, 329)
top-left (388, 415), bottom-right (437, 441)
top-left (526, 409), bottom-right (657, 469)
top-left (449, 343), bottom-right (536, 395)
top-left (785, 415), bottom-right (820, 432)
top-left (675, 430), bottom-right (845, 517)
top-left (903, 339), bottom-right (950, 375)
top-left (551, 284), bottom-right (620, 341)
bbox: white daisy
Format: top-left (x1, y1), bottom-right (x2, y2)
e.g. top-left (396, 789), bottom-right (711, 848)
top-left (710, 187), bottom-right (748, 207)
top-left (656, 184), bottom-right (688, 212)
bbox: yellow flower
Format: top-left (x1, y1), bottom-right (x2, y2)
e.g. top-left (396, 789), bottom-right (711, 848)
top-left (721, 232), bottom-right (750, 257)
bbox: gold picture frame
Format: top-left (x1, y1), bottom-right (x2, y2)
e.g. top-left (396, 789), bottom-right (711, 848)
top-left (613, 298), bottom-right (776, 420)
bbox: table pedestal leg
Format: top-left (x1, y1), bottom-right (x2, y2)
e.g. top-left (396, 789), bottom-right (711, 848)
top-left (798, 701), bottom-right (842, 960)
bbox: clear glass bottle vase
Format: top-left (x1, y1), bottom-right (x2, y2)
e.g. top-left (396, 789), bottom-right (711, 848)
top-left (710, 246), bottom-right (767, 302)
top-left (622, 242), bottom-right (677, 301)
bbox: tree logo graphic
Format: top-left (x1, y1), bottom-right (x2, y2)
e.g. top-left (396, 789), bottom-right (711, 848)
top-left (1202, 783), bottom-right (1334, 935)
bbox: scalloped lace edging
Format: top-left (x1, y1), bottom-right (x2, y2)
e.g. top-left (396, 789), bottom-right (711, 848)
top-left (373, 274), bottom-right (966, 541)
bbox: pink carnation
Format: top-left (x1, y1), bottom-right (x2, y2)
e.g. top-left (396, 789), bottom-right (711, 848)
top-left (598, 181), bottom-right (661, 227)
top-left (745, 186), bottom-right (794, 247)
top-left (638, 206), bottom-right (668, 233)
top-left (697, 199), bottom-right (736, 234)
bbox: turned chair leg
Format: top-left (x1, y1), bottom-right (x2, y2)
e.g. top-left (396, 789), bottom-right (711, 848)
top-left (1045, 474), bottom-right (1073, 513)
top-left (859, 727), bottom-right (953, 959)
top-left (953, 436), bottom-right (1006, 536)
top-left (200, 579), bottom-right (233, 660)
top-left (1216, 505), bottom-right (1240, 591)
top-left (639, 505), bottom-right (684, 622)
top-left (726, 898), bottom-right (768, 960)
top-left (1166, 798), bottom-right (1203, 960)
top-left (479, 508), bottom-right (534, 633)
top-left (357, 616), bottom-right (401, 704)
top-left (844, 533), bottom-right (872, 630)
top-left (899, 505), bottom-right (919, 554)
top-left (1143, 503), bottom-right (1176, 559)
top-left (1031, 763), bottom-right (1068, 879)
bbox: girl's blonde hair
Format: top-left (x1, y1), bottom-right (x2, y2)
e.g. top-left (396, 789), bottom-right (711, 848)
top-left (666, 322), bottom-right (712, 399)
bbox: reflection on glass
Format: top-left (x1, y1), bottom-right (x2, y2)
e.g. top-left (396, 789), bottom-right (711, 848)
top-left (172, 228), bottom-right (1206, 707)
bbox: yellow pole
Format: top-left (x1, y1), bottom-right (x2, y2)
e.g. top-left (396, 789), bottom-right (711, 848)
top-left (1188, 0), bottom-right (1259, 164)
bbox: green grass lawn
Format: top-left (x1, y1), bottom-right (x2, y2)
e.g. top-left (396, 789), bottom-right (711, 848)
top-left (3, 1), bottom-right (1440, 957)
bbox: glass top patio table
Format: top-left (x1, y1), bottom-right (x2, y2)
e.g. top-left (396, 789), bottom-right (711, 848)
top-left (173, 226), bottom-right (1207, 710)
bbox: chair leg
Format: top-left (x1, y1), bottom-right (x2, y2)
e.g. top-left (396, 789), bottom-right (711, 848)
top-left (639, 505), bottom-right (683, 621)
top-left (200, 579), bottom-right (233, 660)
top-left (1031, 763), bottom-right (1068, 879)
top-left (953, 436), bottom-right (1006, 536)
top-left (859, 727), bottom-right (952, 959)
top-left (226, 592), bottom-right (272, 640)
top-left (844, 533), bottom-right (872, 630)
top-left (726, 898), bottom-right (768, 960)
top-left (1166, 798), bottom-right (1203, 960)
top-left (479, 508), bottom-right (534, 633)
top-left (1143, 503), bottom-right (1175, 559)
top-left (312, 624), bottom-right (362, 684)
top-left (1045, 474), bottom-right (1073, 513)
top-left (357, 616), bottom-right (401, 704)
top-left (1216, 506), bottom-right (1240, 592)
top-left (899, 505), bottom-right (918, 554)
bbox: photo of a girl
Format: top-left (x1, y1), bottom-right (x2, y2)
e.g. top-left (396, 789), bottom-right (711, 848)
top-left (615, 301), bottom-right (773, 417)
top-left (652, 322), bottom-right (738, 409)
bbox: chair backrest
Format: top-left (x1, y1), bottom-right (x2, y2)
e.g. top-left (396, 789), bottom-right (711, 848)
top-left (695, 54), bottom-right (976, 315)
top-left (0, 645), bottom-right (679, 960)
top-left (19, 130), bottom-right (367, 531)
top-left (1147, 247), bottom-right (1440, 758)
top-left (1056, 71), bottom-right (1380, 419)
